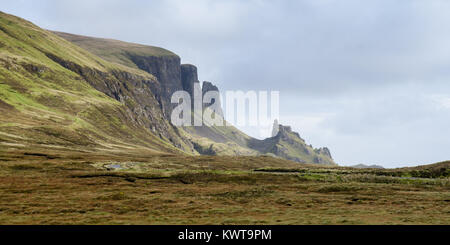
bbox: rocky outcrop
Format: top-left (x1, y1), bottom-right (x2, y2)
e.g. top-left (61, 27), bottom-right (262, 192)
top-left (202, 81), bottom-right (219, 95)
top-left (277, 125), bottom-right (304, 142)
top-left (127, 54), bottom-right (184, 117)
top-left (315, 147), bottom-right (332, 159)
top-left (202, 81), bottom-right (223, 117)
top-left (271, 119), bottom-right (280, 137)
top-left (181, 64), bottom-right (200, 98)
top-left (248, 122), bottom-right (336, 165)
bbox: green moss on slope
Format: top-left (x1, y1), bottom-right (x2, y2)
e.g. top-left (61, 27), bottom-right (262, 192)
top-left (0, 11), bottom-right (183, 154)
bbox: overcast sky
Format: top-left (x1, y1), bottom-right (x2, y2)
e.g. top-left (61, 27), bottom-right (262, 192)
top-left (2, 0), bottom-right (450, 167)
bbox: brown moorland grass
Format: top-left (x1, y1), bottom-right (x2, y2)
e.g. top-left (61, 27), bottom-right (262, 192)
top-left (0, 148), bottom-right (448, 225)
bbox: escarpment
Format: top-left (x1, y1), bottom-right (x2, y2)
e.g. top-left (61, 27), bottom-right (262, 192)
top-left (50, 27), bottom-right (336, 164)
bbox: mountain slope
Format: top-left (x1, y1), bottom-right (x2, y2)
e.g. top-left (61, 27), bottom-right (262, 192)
top-left (0, 11), bottom-right (189, 155)
top-left (1, 12), bottom-right (335, 165)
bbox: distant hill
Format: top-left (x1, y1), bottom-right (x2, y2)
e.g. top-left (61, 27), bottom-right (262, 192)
top-left (402, 161), bottom-right (450, 171)
top-left (351, 164), bottom-right (385, 169)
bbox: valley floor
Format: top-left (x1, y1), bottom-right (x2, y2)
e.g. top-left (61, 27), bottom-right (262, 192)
top-left (0, 148), bottom-right (449, 225)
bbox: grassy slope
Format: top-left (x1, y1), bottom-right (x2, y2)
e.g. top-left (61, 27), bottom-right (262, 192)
top-left (181, 109), bottom-right (258, 156)
top-left (52, 31), bottom-right (178, 68)
top-left (0, 11), bottom-right (180, 155)
top-left (278, 132), bottom-right (335, 165)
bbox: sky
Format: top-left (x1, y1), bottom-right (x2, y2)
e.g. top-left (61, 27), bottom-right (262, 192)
top-left (1, 0), bottom-right (450, 167)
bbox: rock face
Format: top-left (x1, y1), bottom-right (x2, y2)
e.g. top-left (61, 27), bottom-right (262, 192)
top-left (202, 81), bottom-right (219, 94)
top-left (271, 119), bottom-right (280, 137)
top-left (201, 81), bottom-right (223, 117)
top-left (127, 54), bottom-right (183, 118)
top-left (181, 64), bottom-right (200, 98)
top-left (315, 147), bottom-right (332, 159)
top-left (278, 125), bottom-right (303, 140)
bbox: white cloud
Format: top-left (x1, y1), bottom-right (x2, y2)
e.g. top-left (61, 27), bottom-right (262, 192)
top-left (430, 94), bottom-right (450, 110)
